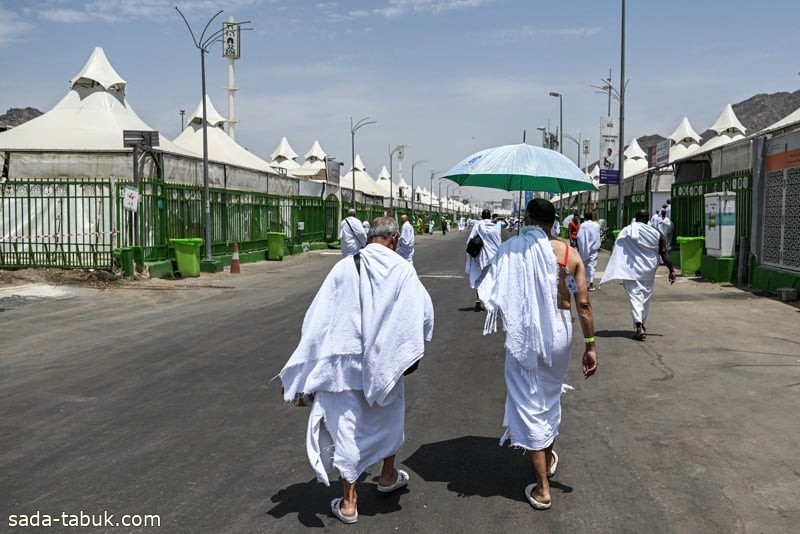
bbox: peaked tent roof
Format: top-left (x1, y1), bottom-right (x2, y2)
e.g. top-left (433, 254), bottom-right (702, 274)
top-left (188, 95), bottom-right (228, 127)
top-left (172, 96), bottom-right (271, 172)
top-left (708, 104), bottom-right (746, 136)
top-left (0, 46), bottom-right (196, 156)
top-left (396, 177), bottom-right (411, 198)
top-left (668, 117), bottom-right (701, 162)
top-left (304, 140), bottom-right (327, 161)
top-left (70, 46), bottom-right (127, 92)
top-left (342, 154), bottom-right (382, 195)
top-left (762, 105), bottom-right (800, 133)
top-left (270, 137), bottom-right (299, 162)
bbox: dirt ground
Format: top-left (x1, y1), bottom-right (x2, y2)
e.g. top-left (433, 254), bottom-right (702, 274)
top-left (0, 268), bottom-right (134, 289)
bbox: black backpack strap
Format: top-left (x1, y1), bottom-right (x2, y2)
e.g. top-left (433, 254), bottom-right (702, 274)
top-left (353, 252), bottom-right (361, 275)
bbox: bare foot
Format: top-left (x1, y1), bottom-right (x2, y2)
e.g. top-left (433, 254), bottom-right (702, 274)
top-left (531, 486), bottom-right (551, 505)
top-left (378, 468), bottom-right (397, 487)
top-left (338, 498), bottom-right (357, 518)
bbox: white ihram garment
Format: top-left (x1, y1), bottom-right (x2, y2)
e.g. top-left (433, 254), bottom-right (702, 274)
top-left (339, 216), bottom-right (367, 257)
top-left (600, 221), bottom-right (661, 328)
top-left (279, 244), bottom-right (434, 485)
top-left (478, 226), bottom-right (572, 451)
top-left (397, 221), bottom-right (415, 262)
top-left (576, 220), bottom-right (601, 285)
top-left (465, 220), bottom-right (502, 289)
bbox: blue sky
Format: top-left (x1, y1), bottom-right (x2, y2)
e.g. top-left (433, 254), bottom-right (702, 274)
top-left (1, 0), bottom-right (799, 202)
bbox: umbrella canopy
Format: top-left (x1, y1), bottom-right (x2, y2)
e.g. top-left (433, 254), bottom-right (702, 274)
top-left (441, 143), bottom-right (597, 194)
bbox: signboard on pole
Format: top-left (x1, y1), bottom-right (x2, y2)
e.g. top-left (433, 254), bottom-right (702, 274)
top-left (222, 22), bottom-right (240, 59)
top-left (655, 139), bottom-right (670, 167)
top-left (599, 116), bottom-right (619, 185)
top-left (325, 158), bottom-right (340, 186)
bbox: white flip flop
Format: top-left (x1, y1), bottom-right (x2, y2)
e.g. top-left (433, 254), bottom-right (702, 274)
top-left (330, 497), bottom-right (358, 524)
top-left (377, 469), bottom-right (409, 493)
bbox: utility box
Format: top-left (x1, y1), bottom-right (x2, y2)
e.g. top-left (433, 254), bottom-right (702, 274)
top-left (704, 192), bottom-right (736, 257)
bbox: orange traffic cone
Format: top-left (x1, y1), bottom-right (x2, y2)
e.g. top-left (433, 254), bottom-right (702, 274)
top-left (230, 242), bottom-right (241, 274)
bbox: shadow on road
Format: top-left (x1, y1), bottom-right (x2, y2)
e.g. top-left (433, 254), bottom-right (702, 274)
top-left (402, 435), bottom-right (572, 502)
top-left (266, 475), bottom-right (407, 528)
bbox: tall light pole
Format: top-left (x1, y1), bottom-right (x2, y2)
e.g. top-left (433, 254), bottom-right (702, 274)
top-left (179, 108), bottom-right (185, 132)
top-left (389, 144), bottom-right (405, 219)
top-left (429, 169), bottom-right (436, 217)
top-left (350, 116), bottom-right (377, 211)
top-left (590, 69), bottom-right (618, 117)
top-left (563, 133), bottom-right (582, 169)
top-left (411, 159), bottom-right (427, 222)
top-left (549, 91), bottom-right (563, 153)
top-left (617, 0), bottom-right (626, 230)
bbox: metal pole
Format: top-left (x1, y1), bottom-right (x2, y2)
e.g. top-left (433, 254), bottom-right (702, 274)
top-left (616, 0), bottom-right (626, 230)
top-left (429, 170), bottom-right (434, 217)
top-left (350, 117), bottom-right (355, 212)
top-left (201, 48), bottom-right (212, 261)
top-left (226, 15), bottom-right (237, 141)
top-left (179, 108), bottom-right (185, 132)
top-left (389, 145), bottom-right (393, 219)
top-left (559, 95), bottom-right (563, 154)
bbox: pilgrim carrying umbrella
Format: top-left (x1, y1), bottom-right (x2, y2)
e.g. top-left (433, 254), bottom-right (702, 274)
top-left (441, 143), bottom-right (597, 195)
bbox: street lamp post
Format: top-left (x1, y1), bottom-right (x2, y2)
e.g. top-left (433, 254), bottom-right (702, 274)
top-left (179, 108), bottom-right (185, 132)
top-left (617, 0), bottom-right (626, 230)
top-left (411, 159), bottom-right (427, 222)
top-left (549, 91), bottom-right (563, 153)
top-left (177, 7), bottom-right (252, 261)
top-left (563, 132), bottom-right (582, 169)
top-left (429, 169), bottom-right (436, 217)
top-left (389, 144), bottom-right (405, 219)
top-left (591, 69), bottom-right (618, 117)
top-left (350, 116), bottom-right (377, 211)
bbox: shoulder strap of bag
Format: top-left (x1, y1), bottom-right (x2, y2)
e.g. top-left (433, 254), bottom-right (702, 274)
top-left (345, 218), bottom-right (366, 248)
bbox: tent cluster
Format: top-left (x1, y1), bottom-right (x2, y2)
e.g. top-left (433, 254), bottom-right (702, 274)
top-left (0, 46), bottom-right (479, 215)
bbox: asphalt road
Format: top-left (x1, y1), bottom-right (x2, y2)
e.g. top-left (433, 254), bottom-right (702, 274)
top-left (1, 229), bottom-right (798, 533)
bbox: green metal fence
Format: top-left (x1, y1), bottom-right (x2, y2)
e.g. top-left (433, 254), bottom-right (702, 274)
top-left (1, 179), bottom-right (115, 269)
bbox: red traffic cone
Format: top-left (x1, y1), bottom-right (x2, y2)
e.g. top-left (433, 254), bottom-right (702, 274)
top-left (230, 242), bottom-right (241, 274)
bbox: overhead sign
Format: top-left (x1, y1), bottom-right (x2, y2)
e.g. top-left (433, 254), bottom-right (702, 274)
top-left (122, 130), bottom-right (159, 148)
top-left (655, 139), bottom-right (670, 167)
top-left (599, 117), bottom-right (619, 185)
top-left (222, 22), bottom-right (240, 59)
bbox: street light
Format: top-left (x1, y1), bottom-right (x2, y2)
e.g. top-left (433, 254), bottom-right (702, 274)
top-left (176, 7), bottom-right (252, 261)
top-left (429, 169), bottom-right (438, 217)
top-left (617, 0), bottom-right (626, 230)
top-left (350, 116), bottom-right (377, 211)
top-left (548, 91), bottom-right (563, 153)
top-left (563, 133), bottom-right (582, 170)
top-left (411, 159), bottom-right (428, 221)
top-left (590, 69), bottom-right (620, 117)
top-left (389, 144), bottom-right (405, 219)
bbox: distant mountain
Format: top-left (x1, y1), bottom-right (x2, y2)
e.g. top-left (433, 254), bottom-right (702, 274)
top-left (0, 107), bottom-right (43, 129)
top-left (623, 91), bottom-right (800, 162)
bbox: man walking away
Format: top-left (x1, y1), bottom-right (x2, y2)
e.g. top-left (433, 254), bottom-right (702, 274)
top-left (478, 198), bottom-right (598, 510)
top-left (657, 209), bottom-right (674, 253)
top-left (397, 214), bottom-right (416, 263)
top-left (600, 210), bottom-right (676, 340)
top-left (340, 209), bottom-right (367, 257)
top-left (279, 217), bottom-right (434, 524)
top-left (576, 212), bottom-right (601, 291)
top-left (465, 209), bottom-right (502, 311)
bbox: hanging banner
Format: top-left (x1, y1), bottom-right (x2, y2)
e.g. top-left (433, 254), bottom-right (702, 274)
top-left (222, 22), bottom-right (241, 59)
top-left (599, 116), bottom-right (619, 185)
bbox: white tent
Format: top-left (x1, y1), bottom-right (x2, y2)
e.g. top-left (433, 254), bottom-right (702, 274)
top-left (172, 95), bottom-right (272, 172)
top-left (396, 177), bottom-right (411, 199)
top-left (623, 138), bottom-right (649, 177)
top-left (269, 137), bottom-right (301, 175)
top-left (0, 47), bottom-right (197, 156)
top-left (374, 165), bottom-right (392, 197)
top-left (668, 117), bottom-right (702, 163)
top-left (292, 140), bottom-right (328, 180)
top-left (699, 104), bottom-right (747, 152)
top-left (341, 154), bottom-right (382, 196)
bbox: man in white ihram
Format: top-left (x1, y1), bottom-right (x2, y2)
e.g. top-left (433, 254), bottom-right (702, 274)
top-left (339, 209), bottom-right (367, 257)
top-left (279, 217), bottom-right (434, 525)
top-left (600, 210), bottom-right (676, 340)
top-left (576, 212), bottom-right (602, 291)
top-left (396, 214), bottom-right (415, 263)
top-left (465, 209), bottom-right (502, 312)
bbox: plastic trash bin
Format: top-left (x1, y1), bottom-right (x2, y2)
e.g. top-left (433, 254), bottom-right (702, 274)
top-left (676, 236), bottom-right (704, 276)
top-left (119, 247), bottom-right (135, 277)
top-left (170, 238), bottom-right (203, 277)
top-left (267, 232), bottom-right (286, 261)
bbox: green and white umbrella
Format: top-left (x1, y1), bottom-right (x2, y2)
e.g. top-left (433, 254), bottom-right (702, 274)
top-left (441, 143), bottom-right (597, 194)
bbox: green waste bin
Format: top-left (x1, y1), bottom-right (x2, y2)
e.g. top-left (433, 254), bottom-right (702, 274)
top-left (170, 238), bottom-right (203, 277)
top-left (267, 232), bottom-right (286, 261)
top-left (676, 236), bottom-right (704, 276)
top-left (119, 247), bottom-right (135, 277)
